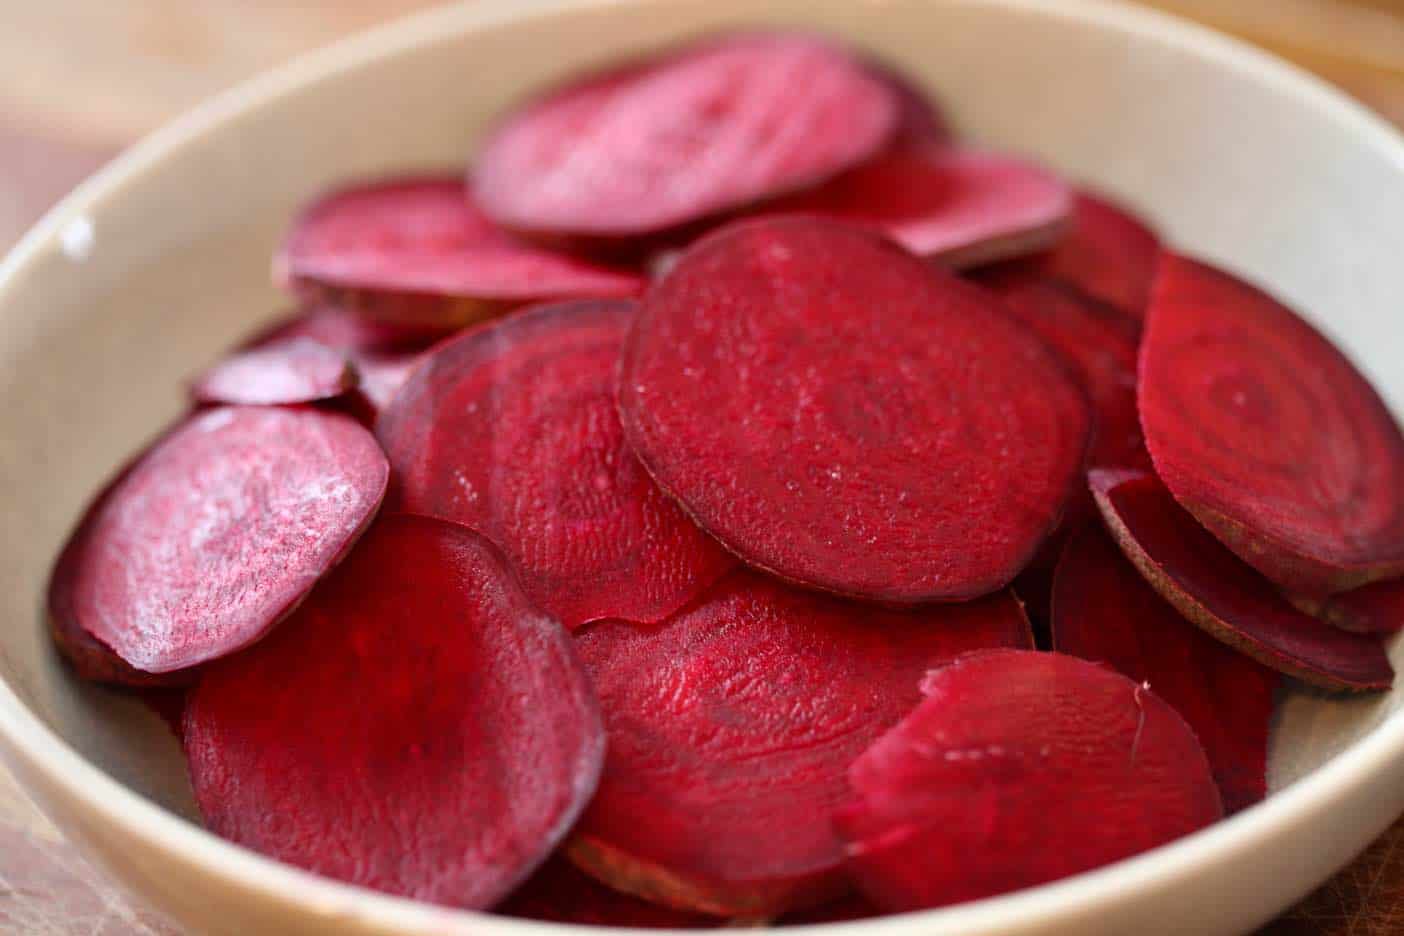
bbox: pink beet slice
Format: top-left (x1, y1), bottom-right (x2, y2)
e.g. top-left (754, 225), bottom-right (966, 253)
top-left (568, 571), bottom-right (1033, 916)
top-left (378, 299), bottom-right (734, 629)
top-left (765, 146), bottom-right (1071, 268)
top-left (1141, 254), bottom-right (1404, 594)
top-left (277, 176), bottom-right (643, 324)
top-left (191, 337), bottom-right (356, 406)
top-left (50, 406), bottom-right (388, 674)
top-left (1294, 579), bottom-right (1404, 636)
top-left (242, 305), bottom-right (449, 354)
top-left (473, 33), bottom-right (898, 239)
top-left (834, 649), bottom-right (1222, 912)
top-left (1031, 191), bottom-right (1160, 318)
top-left (1052, 523), bottom-right (1278, 812)
top-left (982, 273), bottom-right (1142, 469)
top-left (1090, 468), bottom-right (1394, 691)
top-left (185, 515), bottom-right (604, 909)
top-left (498, 857), bottom-right (721, 928)
top-left (619, 216), bottom-right (1090, 603)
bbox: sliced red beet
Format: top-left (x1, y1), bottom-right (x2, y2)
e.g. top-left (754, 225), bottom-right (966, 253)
top-left (1028, 191), bottom-right (1160, 318)
top-left (191, 337), bottom-right (356, 406)
top-left (473, 33), bottom-right (898, 239)
top-left (49, 406), bottom-right (388, 674)
top-left (618, 216), bottom-right (1090, 603)
top-left (1294, 579), bottom-right (1404, 636)
top-left (185, 515), bottom-right (604, 909)
top-left (864, 61), bottom-right (949, 147)
top-left (567, 570), bottom-right (1033, 916)
top-left (242, 305), bottom-right (449, 354)
top-left (498, 856), bottom-right (722, 928)
top-left (764, 147), bottom-right (1070, 268)
top-left (1052, 523), bottom-right (1278, 812)
top-left (276, 177), bottom-right (643, 325)
top-left (1141, 254), bottom-right (1404, 594)
top-left (378, 299), bottom-right (734, 629)
top-left (834, 649), bottom-right (1222, 911)
top-left (352, 348), bottom-right (424, 422)
top-left (1090, 468), bottom-right (1393, 691)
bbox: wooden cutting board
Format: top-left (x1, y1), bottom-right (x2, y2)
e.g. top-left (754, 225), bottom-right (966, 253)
top-left (1, 1), bottom-right (1402, 932)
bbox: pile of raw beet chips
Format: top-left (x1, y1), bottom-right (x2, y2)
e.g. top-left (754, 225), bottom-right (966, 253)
top-left (49, 31), bottom-right (1403, 923)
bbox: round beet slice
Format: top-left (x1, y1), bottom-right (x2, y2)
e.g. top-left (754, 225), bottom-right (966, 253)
top-left (378, 299), bottom-right (735, 629)
top-left (619, 216), bottom-right (1090, 603)
top-left (567, 570), bottom-right (1034, 916)
top-left (191, 337), bottom-right (356, 406)
top-left (50, 406), bottom-right (388, 674)
top-left (765, 147), bottom-right (1071, 269)
top-left (1141, 254), bottom-right (1404, 594)
top-left (185, 515), bottom-right (605, 909)
top-left (1052, 524), bottom-right (1278, 812)
top-left (276, 176), bottom-right (643, 325)
top-left (473, 33), bottom-right (898, 239)
top-left (1090, 468), bottom-right (1393, 691)
top-left (834, 649), bottom-right (1222, 912)
top-left (498, 857), bottom-right (721, 928)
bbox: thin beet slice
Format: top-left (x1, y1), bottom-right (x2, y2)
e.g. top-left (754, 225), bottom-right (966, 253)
top-left (1031, 191), bottom-right (1159, 318)
top-left (982, 274), bottom-right (1142, 470)
top-left (619, 216), bottom-right (1090, 603)
top-left (1052, 523), bottom-right (1278, 812)
top-left (49, 406), bottom-right (388, 674)
top-left (568, 571), bottom-right (1033, 916)
top-left (765, 147), bottom-right (1070, 268)
top-left (378, 299), bottom-right (734, 629)
top-left (277, 177), bottom-right (643, 325)
top-left (834, 649), bottom-right (1222, 912)
top-left (242, 305), bottom-right (450, 354)
top-left (1141, 254), bottom-right (1404, 594)
top-left (191, 337), bottom-right (357, 406)
top-left (474, 33), bottom-right (898, 239)
top-left (498, 857), bottom-right (721, 928)
top-left (1294, 579), bottom-right (1404, 636)
top-left (185, 515), bottom-right (604, 909)
top-left (1090, 468), bottom-right (1393, 691)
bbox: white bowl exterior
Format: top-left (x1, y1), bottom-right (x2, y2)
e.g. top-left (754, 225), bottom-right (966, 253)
top-left (1, 0), bottom-right (1404, 933)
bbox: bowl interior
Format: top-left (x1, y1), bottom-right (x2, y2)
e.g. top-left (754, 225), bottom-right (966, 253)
top-left (2, 0), bottom-right (1404, 915)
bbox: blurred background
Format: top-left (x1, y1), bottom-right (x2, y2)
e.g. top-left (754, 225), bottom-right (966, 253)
top-left (0, 1), bottom-right (1403, 934)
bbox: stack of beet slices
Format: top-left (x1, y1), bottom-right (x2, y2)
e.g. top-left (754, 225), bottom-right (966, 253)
top-left (47, 30), bottom-right (1399, 924)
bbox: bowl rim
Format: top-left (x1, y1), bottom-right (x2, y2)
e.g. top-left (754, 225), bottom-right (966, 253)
top-left (3, 0), bottom-right (1404, 932)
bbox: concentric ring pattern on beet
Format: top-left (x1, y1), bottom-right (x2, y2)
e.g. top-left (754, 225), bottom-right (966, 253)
top-left (47, 26), bottom-right (1402, 928)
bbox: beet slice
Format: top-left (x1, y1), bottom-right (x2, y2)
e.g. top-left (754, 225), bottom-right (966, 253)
top-left (191, 337), bottom-right (356, 406)
top-left (352, 348), bottom-right (424, 422)
top-left (765, 147), bottom-right (1071, 268)
top-left (277, 177), bottom-right (643, 324)
top-left (864, 61), bottom-right (949, 147)
top-left (1052, 523), bottom-right (1278, 812)
top-left (498, 857), bottom-right (722, 928)
top-left (242, 305), bottom-right (448, 354)
top-left (567, 570), bottom-right (1033, 916)
top-left (781, 894), bottom-right (882, 925)
top-left (1029, 191), bottom-right (1159, 318)
top-left (185, 515), bottom-right (604, 909)
top-left (1141, 254), bottom-right (1404, 594)
top-left (49, 406), bottom-right (388, 674)
top-left (834, 649), bottom-right (1222, 911)
top-left (618, 216), bottom-right (1090, 603)
top-left (1294, 579), bottom-right (1404, 636)
top-left (473, 33), bottom-right (898, 239)
top-left (378, 299), bottom-right (734, 629)
top-left (1090, 468), bottom-right (1393, 691)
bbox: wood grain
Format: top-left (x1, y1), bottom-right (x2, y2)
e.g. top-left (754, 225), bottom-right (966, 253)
top-left (0, 2), bottom-right (1401, 933)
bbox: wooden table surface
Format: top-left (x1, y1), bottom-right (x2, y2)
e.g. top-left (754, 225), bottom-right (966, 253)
top-left (2, 1), bottom-right (1403, 933)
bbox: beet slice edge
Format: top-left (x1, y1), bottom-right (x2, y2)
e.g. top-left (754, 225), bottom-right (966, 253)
top-left (191, 337), bottom-right (357, 407)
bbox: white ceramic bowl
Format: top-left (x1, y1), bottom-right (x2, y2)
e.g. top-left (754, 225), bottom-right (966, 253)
top-left (2, 1), bottom-right (1404, 933)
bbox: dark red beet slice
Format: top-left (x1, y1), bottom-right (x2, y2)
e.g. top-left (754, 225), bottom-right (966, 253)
top-left (834, 650), bottom-right (1221, 912)
top-left (185, 515), bottom-right (604, 909)
top-left (1052, 523), bottom-right (1278, 812)
top-left (498, 856), bottom-right (721, 928)
top-left (1090, 468), bottom-right (1394, 691)
top-left (1030, 191), bottom-right (1159, 318)
top-left (1294, 579), bottom-right (1404, 635)
top-left (378, 299), bottom-right (734, 629)
top-left (191, 337), bottom-right (356, 406)
top-left (50, 406), bottom-right (388, 674)
top-left (1141, 254), bottom-right (1404, 594)
top-left (276, 177), bottom-right (643, 325)
top-left (982, 274), bottom-right (1142, 470)
top-left (473, 33), bottom-right (898, 239)
top-left (567, 570), bottom-right (1033, 916)
top-left (765, 147), bottom-right (1070, 268)
top-left (619, 216), bottom-right (1090, 603)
